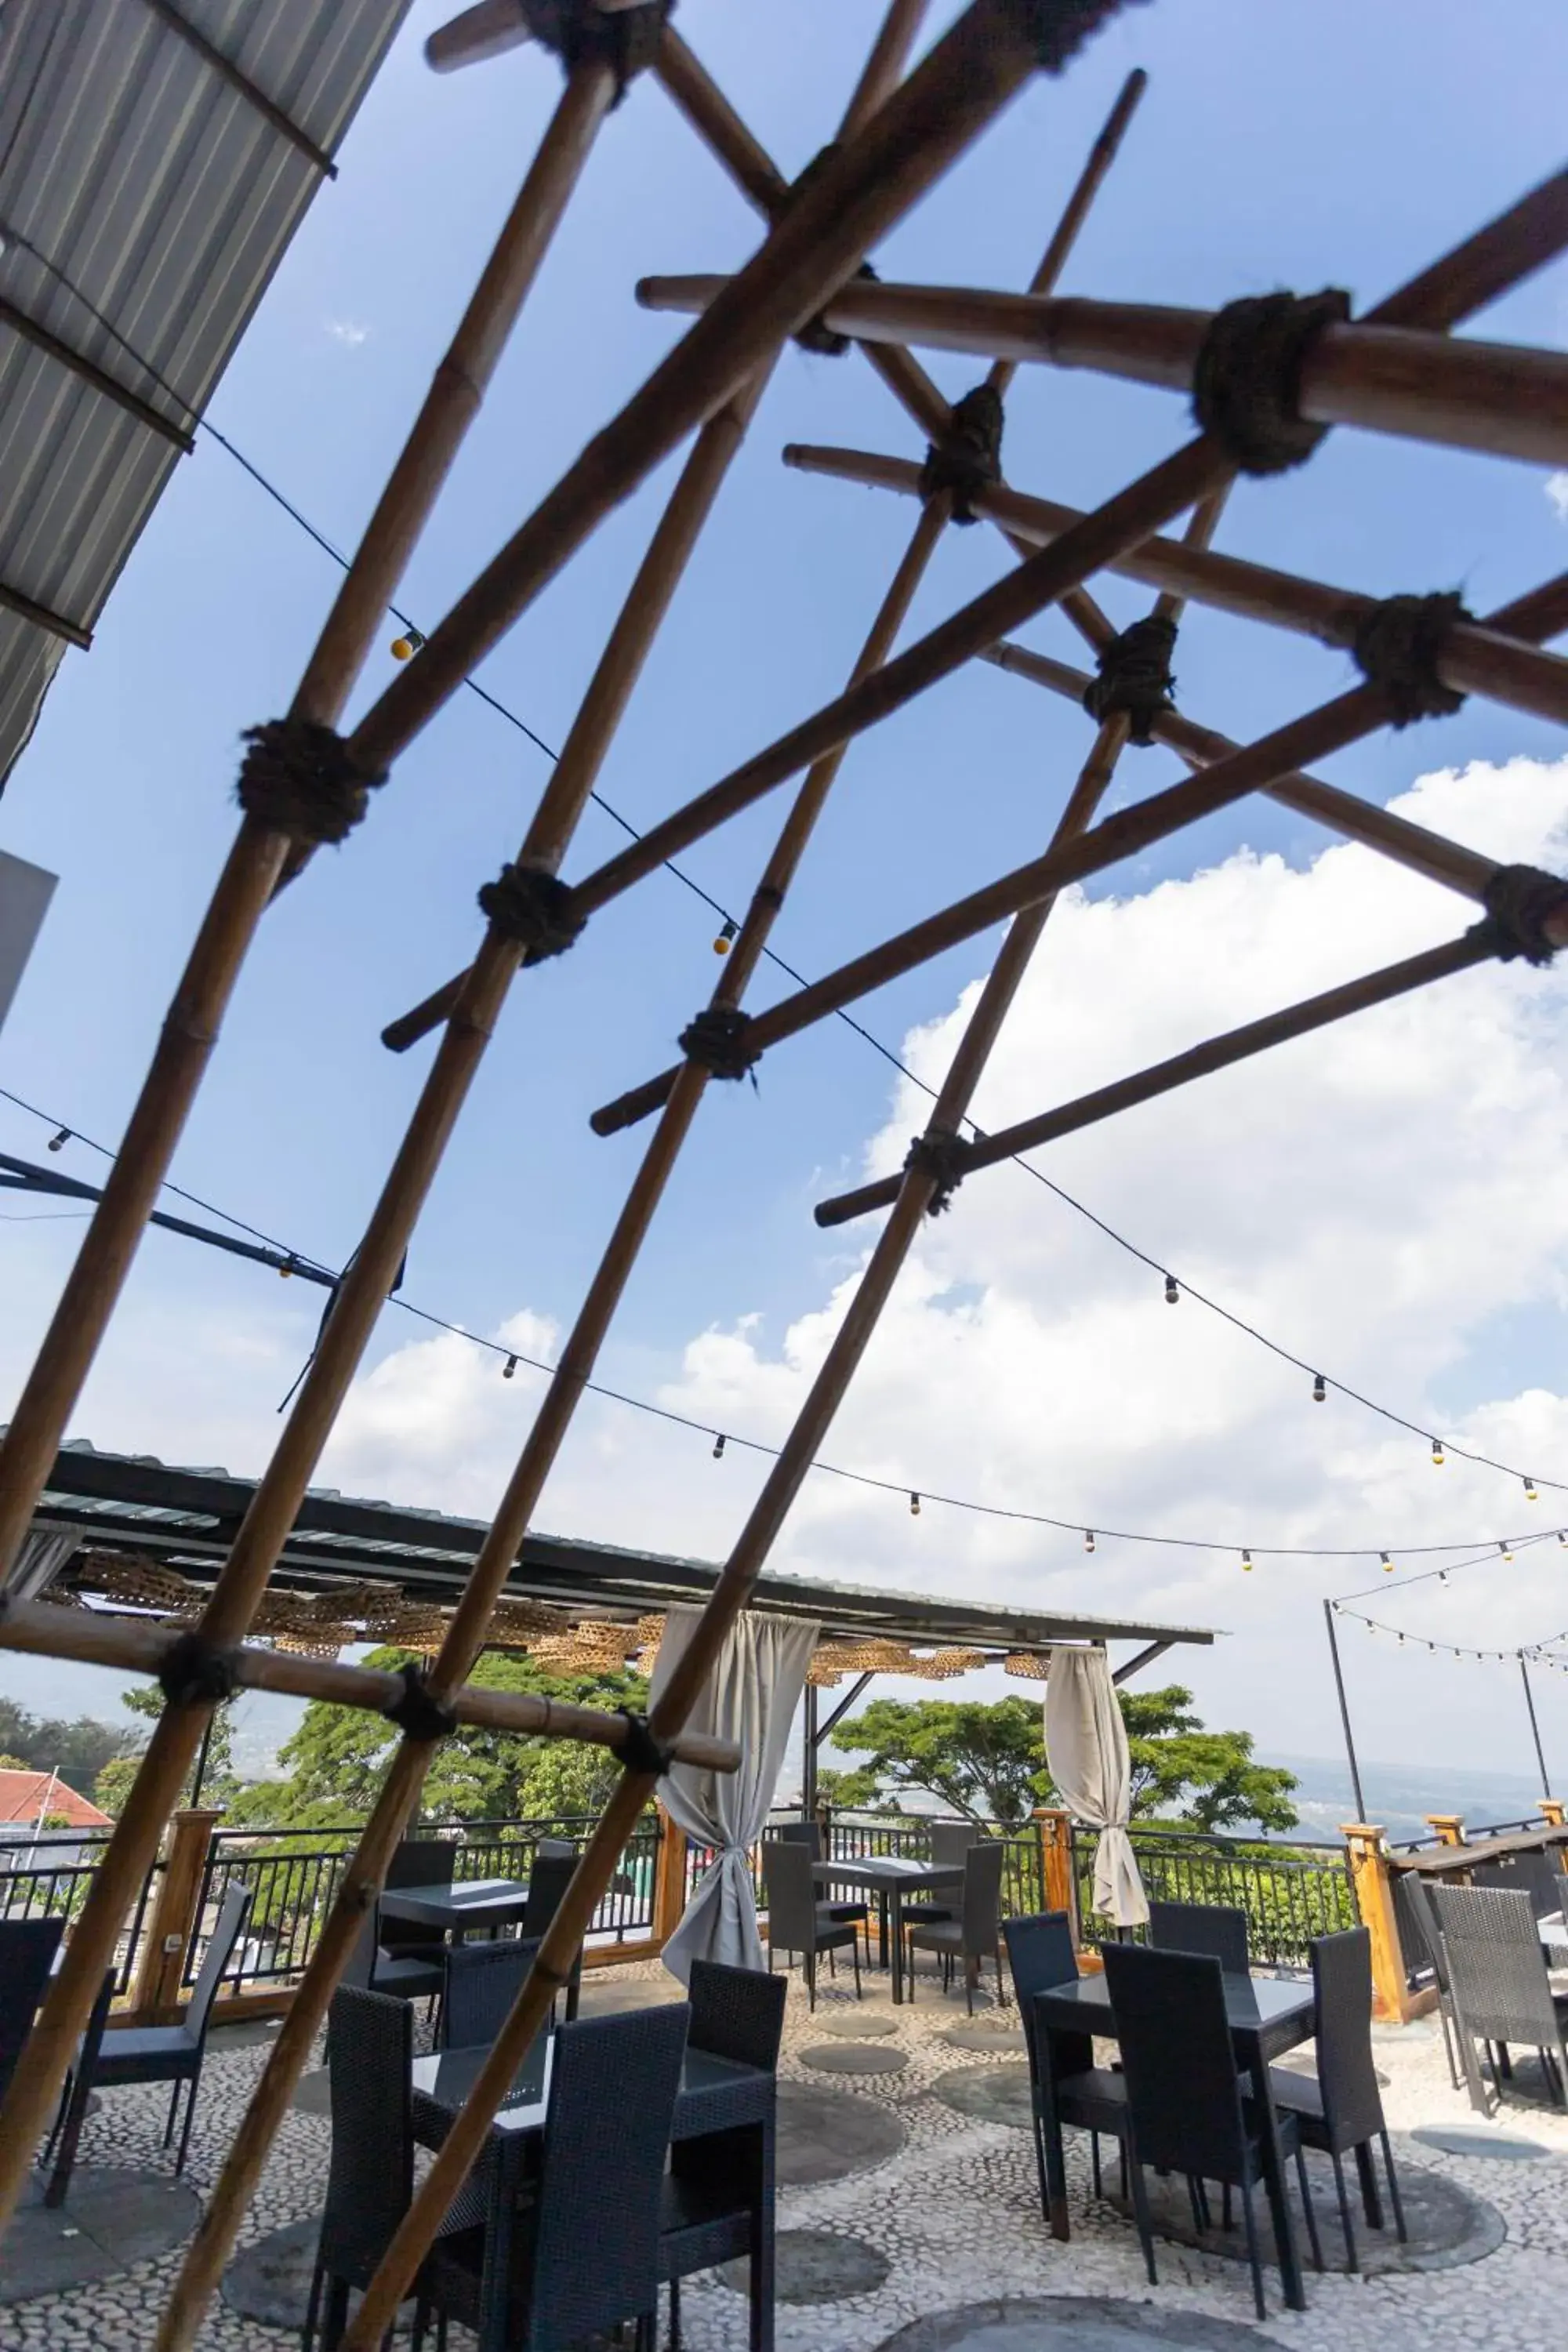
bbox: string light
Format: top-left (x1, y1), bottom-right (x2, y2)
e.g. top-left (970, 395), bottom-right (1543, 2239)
top-left (46, 1127), bottom-right (70, 1152)
top-left (1380, 1552), bottom-right (1393, 1573)
top-left (909, 1491), bottom-right (921, 1517)
top-left (1312, 1373), bottom-right (1327, 1403)
top-left (713, 1433), bottom-right (726, 1461)
top-left (713, 918), bottom-right (739, 956)
top-left (1242, 1548), bottom-right (1253, 1571)
top-left (278, 1254), bottom-right (297, 1279)
top-left (503, 1355), bottom-right (517, 1380)
top-left (1524, 1475), bottom-right (1539, 1502)
top-left (1432, 1438), bottom-right (1445, 1467)
top-left (1500, 1539), bottom-right (1514, 1564)
top-left (389, 627), bottom-right (425, 661)
top-left (1084, 1529), bottom-right (1096, 1554)
top-left (1559, 1533), bottom-right (1567, 1548)
top-left (1163, 1272), bottom-right (1178, 1305)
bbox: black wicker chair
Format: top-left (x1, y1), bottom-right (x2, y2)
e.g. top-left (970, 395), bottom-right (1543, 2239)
top-left (659, 1960), bottom-right (786, 2352)
top-left (42, 1965), bottom-right (115, 2206)
top-left (439, 1936), bottom-right (543, 2052)
top-left (1270, 1926), bottom-right (1406, 2271)
top-left (306, 1984), bottom-right (416, 2350)
top-left (1396, 1873), bottom-right (1462, 2088)
top-left (1432, 1881), bottom-right (1568, 2113)
top-left (768, 1820), bottom-right (866, 1933)
top-left (375, 1839), bottom-right (455, 1995)
top-left (49, 1879), bottom-right (251, 2180)
top-left (1102, 1940), bottom-right (1318, 2320)
top-left (905, 1839), bottom-right (1005, 2013)
top-left (521, 1845), bottom-right (583, 2023)
top-left (0, 1915), bottom-right (64, 2108)
top-left (415, 2002), bottom-right (690, 2352)
top-left (760, 1837), bottom-right (859, 2011)
top-left (903, 1820), bottom-right (975, 1929)
top-left (1148, 1900), bottom-right (1250, 1973)
top-left (1004, 1911), bottom-right (1130, 2217)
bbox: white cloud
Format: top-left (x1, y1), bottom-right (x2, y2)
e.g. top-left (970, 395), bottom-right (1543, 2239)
top-left (324, 318), bottom-right (370, 348)
top-left (1547, 473), bottom-right (1568, 524)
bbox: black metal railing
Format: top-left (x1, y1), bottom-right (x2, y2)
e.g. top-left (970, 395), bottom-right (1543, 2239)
top-left (0, 1833), bottom-right (161, 1994)
top-left (1073, 1825), bottom-right (1358, 1971)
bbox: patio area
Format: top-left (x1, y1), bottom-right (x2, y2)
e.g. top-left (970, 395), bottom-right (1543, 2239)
top-left (8, 1946), bottom-right (1566, 2352)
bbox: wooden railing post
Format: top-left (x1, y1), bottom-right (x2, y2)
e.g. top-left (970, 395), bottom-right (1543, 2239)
top-left (1425, 1813), bottom-right (1467, 1846)
top-left (651, 1806), bottom-right (688, 1948)
top-left (1341, 1822), bottom-right (1411, 2023)
top-left (1035, 1806), bottom-right (1076, 1937)
top-left (129, 1808), bottom-right (223, 2025)
top-left (1540, 1798), bottom-right (1565, 1827)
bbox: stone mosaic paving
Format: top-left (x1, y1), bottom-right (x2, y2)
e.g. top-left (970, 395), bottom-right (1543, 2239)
top-left (3, 1954), bottom-right (1568, 2350)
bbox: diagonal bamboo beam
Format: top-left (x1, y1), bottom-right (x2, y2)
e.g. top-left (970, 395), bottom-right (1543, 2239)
top-left (712, 568), bottom-right (1568, 1072)
top-left (815, 926), bottom-right (1504, 1226)
top-left (0, 61), bottom-right (620, 1592)
top-left (780, 445), bottom-right (1568, 727)
top-left (637, 277), bottom-right (1568, 470)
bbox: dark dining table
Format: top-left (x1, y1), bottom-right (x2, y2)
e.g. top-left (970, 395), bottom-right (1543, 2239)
top-left (380, 1876), bottom-right (533, 1936)
top-left (812, 1857), bottom-right (965, 2002)
top-left (1031, 1968), bottom-right (1316, 2312)
top-left (410, 2030), bottom-right (776, 2350)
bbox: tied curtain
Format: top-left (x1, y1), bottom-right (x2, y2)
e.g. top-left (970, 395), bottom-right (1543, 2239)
top-left (9, 1528), bottom-right (76, 1600)
top-left (649, 1605), bottom-right (819, 1982)
top-left (1044, 1645), bottom-right (1149, 1927)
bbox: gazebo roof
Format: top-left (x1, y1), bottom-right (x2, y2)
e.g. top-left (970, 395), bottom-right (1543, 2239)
top-left (26, 1437), bottom-right (1216, 1666)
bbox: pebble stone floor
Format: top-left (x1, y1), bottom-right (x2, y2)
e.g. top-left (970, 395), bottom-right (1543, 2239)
top-left (7, 1953), bottom-right (1568, 2351)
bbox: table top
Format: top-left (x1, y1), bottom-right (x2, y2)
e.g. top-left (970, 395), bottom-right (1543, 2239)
top-left (411, 2035), bottom-right (772, 2140)
top-left (1034, 1968), bottom-right (1316, 2047)
top-left (814, 1857), bottom-right (966, 1892)
top-left (1395, 1826), bottom-right (1568, 1875)
top-left (380, 1877), bottom-right (532, 1929)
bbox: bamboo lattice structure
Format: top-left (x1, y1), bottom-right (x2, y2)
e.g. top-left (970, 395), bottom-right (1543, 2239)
top-left (0, 3), bottom-right (1565, 2343)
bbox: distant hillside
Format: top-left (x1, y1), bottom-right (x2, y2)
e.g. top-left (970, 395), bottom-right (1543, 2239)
top-left (1261, 1753), bottom-right (1551, 1847)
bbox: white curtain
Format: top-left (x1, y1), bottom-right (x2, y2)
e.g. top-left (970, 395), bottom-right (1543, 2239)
top-left (649, 1605), bottom-right (819, 1983)
top-left (9, 1527), bottom-right (76, 1600)
top-left (1045, 1646), bottom-right (1149, 1926)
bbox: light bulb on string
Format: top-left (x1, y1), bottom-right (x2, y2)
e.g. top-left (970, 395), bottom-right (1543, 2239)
top-left (503, 1355), bottom-right (517, 1380)
top-left (1525, 1475), bottom-right (1540, 1503)
top-left (1312, 1373), bottom-right (1326, 1403)
top-left (1431, 1437), bottom-right (1445, 1467)
top-left (713, 919), bottom-right (739, 956)
top-left (278, 1254), bottom-right (297, 1280)
top-left (1500, 1540), bottom-right (1514, 1564)
top-left (390, 626), bottom-right (425, 661)
top-left (909, 1492), bottom-right (921, 1517)
top-left (712, 1433), bottom-right (726, 1461)
top-left (1380, 1552), bottom-right (1393, 1573)
top-left (1241, 1548), bottom-right (1253, 1572)
top-left (1163, 1273), bottom-right (1178, 1305)
top-left (46, 1127), bottom-right (70, 1152)
top-left (1083, 1529), bottom-right (1096, 1554)
top-left (1439, 1570), bottom-right (1449, 1584)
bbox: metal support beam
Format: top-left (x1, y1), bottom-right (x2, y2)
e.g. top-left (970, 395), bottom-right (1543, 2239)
top-left (0, 579), bottom-right (91, 650)
top-left (0, 296), bottom-right (194, 453)
top-left (137, 0), bottom-right (338, 178)
top-left (815, 1671), bottom-right (875, 1742)
top-left (1324, 1602), bottom-right (1368, 1825)
top-left (1112, 1639), bottom-right (1174, 1686)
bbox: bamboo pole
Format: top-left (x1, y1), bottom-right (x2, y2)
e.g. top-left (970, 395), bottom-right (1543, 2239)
top-left (345, 0), bottom-right (1092, 776)
top-left (638, 278), bottom-right (1568, 470)
top-left (781, 446), bottom-right (1568, 728)
top-left (0, 1595), bottom-right (735, 1768)
top-left (0, 63), bottom-right (619, 1599)
top-left (815, 927), bottom-right (1502, 1225)
top-left (715, 568), bottom-right (1568, 1071)
top-left (144, 11), bottom-right (966, 2333)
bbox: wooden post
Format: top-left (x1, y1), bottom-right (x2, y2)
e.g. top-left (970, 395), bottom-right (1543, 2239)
top-left (651, 1807), bottom-right (688, 1948)
top-left (1035, 1806), bottom-right (1076, 1935)
top-left (1541, 1798), bottom-right (1565, 1827)
top-left (1341, 1824), bottom-right (1411, 2024)
top-left (1426, 1814), bottom-right (1467, 1846)
top-left (129, 1810), bottom-right (223, 2027)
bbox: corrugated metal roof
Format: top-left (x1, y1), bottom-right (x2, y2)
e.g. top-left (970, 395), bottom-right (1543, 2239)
top-left (20, 1437), bottom-right (1219, 1655)
top-left (0, 0), bottom-right (412, 789)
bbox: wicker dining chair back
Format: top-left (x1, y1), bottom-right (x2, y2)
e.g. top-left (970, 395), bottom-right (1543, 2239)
top-left (770, 1820), bottom-right (822, 1857)
top-left (1147, 1899), bottom-right (1250, 1974)
top-left (381, 1838), bottom-right (454, 1960)
top-left (523, 2002), bottom-right (690, 2349)
top-left (1309, 1927), bottom-right (1384, 2148)
top-left (0, 1916), bottom-right (64, 2107)
top-left (521, 1846), bottom-right (577, 1940)
top-left (1432, 1883), bottom-right (1566, 2050)
top-left (319, 1985), bottom-right (414, 2289)
top-left (439, 1937), bottom-right (542, 2053)
top-left (688, 1958), bottom-right (786, 2072)
top-left (960, 1838), bottom-right (1005, 1955)
top-left (930, 1820), bottom-right (977, 1869)
top-left (187, 1881), bottom-right (253, 2041)
top-left (1102, 1941), bottom-right (1249, 2183)
top-left (1001, 1912), bottom-right (1078, 2079)
top-left (760, 1835), bottom-right (817, 1951)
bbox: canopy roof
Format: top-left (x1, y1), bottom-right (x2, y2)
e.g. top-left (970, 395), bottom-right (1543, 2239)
top-left (25, 1437), bottom-right (1216, 1665)
top-left (0, 0), bottom-right (411, 789)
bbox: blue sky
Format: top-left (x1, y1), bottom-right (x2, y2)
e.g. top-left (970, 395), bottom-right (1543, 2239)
top-left (4, 1), bottom-right (1568, 1781)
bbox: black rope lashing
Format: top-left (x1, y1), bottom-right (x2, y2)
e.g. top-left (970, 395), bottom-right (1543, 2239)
top-left (788, 145), bottom-right (878, 357)
top-left (1478, 865), bottom-right (1568, 967)
top-left (1350, 590), bottom-right (1472, 728)
top-left (1192, 288), bottom-right (1352, 476)
top-left (157, 1632), bottom-right (240, 1709)
top-left (478, 863), bottom-right (585, 961)
top-left (905, 1127), bottom-right (968, 1215)
top-left (520, 0), bottom-right (672, 103)
top-left (237, 720), bottom-right (386, 847)
top-left (617, 1708), bottom-right (674, 1779)
top-left (679, 1004), bottom-right (758, 1083)
top-left (919, 384), bottom-right (1005, 524)
top-left (383, 1663), bottom-right (459, 1744)
top-left (1082, 614), bottom-right (1178, 746)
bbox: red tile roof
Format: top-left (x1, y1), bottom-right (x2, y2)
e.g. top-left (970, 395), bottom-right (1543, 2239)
top-left (0, 1769), bottom-right (112, 1829)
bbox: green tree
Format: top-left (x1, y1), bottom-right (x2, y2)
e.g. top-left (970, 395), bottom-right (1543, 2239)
top-left (827, 1686), bottom-right (1298, 1835)
top-left (116, 1686), bottom-right (241, 1812)
top-left (0, 1697), bottom-right (137, 1795)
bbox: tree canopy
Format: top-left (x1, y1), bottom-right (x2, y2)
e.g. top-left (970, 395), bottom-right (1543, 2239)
top-left (822, 1684), bottom-right (1297, 1835)
top-left (0, 1696), bottom-right (138, 1798)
